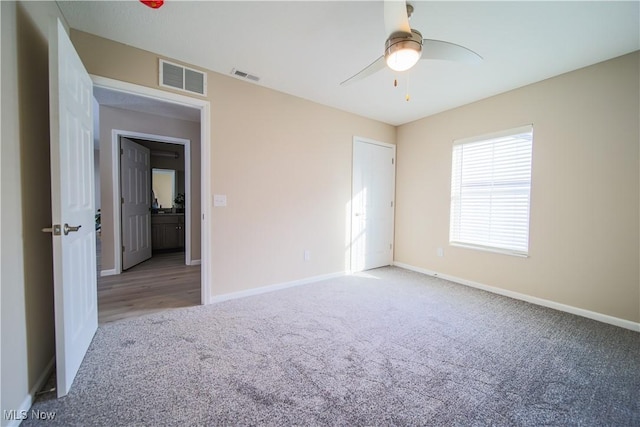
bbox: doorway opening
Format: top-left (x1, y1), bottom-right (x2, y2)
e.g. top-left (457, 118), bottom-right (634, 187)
top-left (91, 76), bottom-right (212, 323)
top-left (113, 132), bottom-right (195, 272)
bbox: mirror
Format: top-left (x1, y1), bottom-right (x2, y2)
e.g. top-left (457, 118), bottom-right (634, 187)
top-left (152, 168), bottom-right (175, 209)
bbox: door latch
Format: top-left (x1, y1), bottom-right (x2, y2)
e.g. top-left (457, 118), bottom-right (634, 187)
top-left (42, 224), bottom-right (62, 236)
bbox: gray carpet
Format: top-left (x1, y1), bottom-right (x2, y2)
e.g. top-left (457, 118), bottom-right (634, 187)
top-left (26, 267), bottom-right (639, 426)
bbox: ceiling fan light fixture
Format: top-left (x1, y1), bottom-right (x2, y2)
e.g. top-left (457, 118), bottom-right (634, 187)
top-left (386, 46), bottom-right (421, 72)
top-left (385, 30), bottom-right (423, 72)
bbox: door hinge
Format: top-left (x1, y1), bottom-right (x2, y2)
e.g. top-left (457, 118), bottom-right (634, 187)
top-left (121, 197), bottom-right (124, 204)
top-left (120, 148), bottom-right (124, 155)
top-left (392, 158), bottom-right (394, 165)
top-left (390, 243), bottom-right (393, 250)
top-left (390, 201), bottom-right (393, 207)
top-left (122, 245), bottom-right (125, 252)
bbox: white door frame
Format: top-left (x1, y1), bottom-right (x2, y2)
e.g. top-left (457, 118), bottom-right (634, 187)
top-left (350, 136), bottom-right (396, 272)
top-left (92, 75), bottom-right (212, 305)
top-left (114, 131), bottom-right (192, 270)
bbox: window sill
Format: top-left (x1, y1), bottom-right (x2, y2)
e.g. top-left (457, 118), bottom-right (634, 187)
top-left (449, 242), bottom-right (529, 258)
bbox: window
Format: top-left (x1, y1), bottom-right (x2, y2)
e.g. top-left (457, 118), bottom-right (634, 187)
top-left (449, 125), bottom-right (533, 256)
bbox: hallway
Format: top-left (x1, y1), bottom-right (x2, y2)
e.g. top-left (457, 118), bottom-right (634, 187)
top-left (97, 251), bottom-right (200, 324)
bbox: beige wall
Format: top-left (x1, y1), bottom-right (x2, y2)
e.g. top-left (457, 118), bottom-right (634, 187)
top-left (71, 30), bottom-right (396, 296)
top-left (1, 1), bottom-right (64, 420)
top-left (98, 106), bottom-right (201, 270)
top-left (209, 85), bottom-right (395, 294)
top-left (395, 52), bottom-right (640, 323)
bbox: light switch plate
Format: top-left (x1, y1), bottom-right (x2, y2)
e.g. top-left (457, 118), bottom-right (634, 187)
top-left (213, 194), bottom-right (227, 207)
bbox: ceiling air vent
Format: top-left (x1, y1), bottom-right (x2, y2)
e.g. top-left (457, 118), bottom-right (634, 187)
top-left (159, 59), bottom-right (207, 96)
top-left (230, 68), bottom-right (260, 83)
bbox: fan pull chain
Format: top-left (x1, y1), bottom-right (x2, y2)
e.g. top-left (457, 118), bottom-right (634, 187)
top-left (405, 74), bottom-right (410, 101)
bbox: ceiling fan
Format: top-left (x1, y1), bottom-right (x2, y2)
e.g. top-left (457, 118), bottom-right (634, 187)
top-left (340, 0), bottom-right (482, 86)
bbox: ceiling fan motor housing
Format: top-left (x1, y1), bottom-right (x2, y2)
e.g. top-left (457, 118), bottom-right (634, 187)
top-left (385, 29), bottom-right (423, 72)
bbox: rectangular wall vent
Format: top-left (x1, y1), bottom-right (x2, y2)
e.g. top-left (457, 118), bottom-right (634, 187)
top-left (159, 59), bottom-right (207, 96)
top-left (230, 68), bottom-right (260, 83)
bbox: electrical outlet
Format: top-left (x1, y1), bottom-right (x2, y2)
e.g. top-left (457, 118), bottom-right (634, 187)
top-left (437, 247), bottom-right (444, 257)
top-left (304, 250), bottom-right (310, 261)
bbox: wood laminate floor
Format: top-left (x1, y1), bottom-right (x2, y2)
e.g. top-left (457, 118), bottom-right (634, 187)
top-left (97, 250), bottom-right (201, 324)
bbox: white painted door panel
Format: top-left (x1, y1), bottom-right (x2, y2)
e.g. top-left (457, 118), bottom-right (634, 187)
top-left (120, 138), bottom-right (152, 270)
top-left (351, 139), bottom-right (395, 272)
top-left (48, 18), bottom-right (97, 397)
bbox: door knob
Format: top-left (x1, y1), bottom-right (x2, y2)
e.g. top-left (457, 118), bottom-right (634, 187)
top-left (63, 223), bottom-right (82, 235)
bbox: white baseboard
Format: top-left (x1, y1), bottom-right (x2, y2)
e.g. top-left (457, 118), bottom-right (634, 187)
top-left (211, 271), bottom-right (345, 304)
top-left (5, 357), bottom-right (55, 427)
top-left (100, 269), bottom-right (117, 277)
top-left (393, 261), bottom-right (640, 332)
top-left (187, 259), bottom-right (201, 266)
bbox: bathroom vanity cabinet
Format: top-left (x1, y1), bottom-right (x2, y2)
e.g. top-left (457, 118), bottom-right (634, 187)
top-left (151, 214), bottom-right (185, 251)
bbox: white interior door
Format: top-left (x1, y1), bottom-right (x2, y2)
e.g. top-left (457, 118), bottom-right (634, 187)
top-left (120, 137), bottom-right (152, 270)
top-left (351, 138), bottom-right (396, 272)
top-left (48, 18), bottom-right (97, 397)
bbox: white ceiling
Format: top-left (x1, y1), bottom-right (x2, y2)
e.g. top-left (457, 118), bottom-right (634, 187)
top-left (59, 1), bottom-right (640, 126)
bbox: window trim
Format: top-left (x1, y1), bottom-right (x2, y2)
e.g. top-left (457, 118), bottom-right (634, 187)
top-left (449, 124), bottom-right (533, 257)
top-left (449, 242), bottom-right (530, 258)
top-left (453, 125), bottom-right (533, 147)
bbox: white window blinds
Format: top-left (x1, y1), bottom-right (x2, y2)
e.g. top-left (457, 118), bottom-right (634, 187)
top-left (450, 125), bottom-right (533, 256)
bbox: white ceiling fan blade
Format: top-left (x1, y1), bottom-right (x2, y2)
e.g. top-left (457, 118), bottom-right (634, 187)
top-left (421, 39), bottom-right (483, 64)
top-left (384, 0), bottom-right (411, 36)
top-left (340, 56), bottom-right (386, 86)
